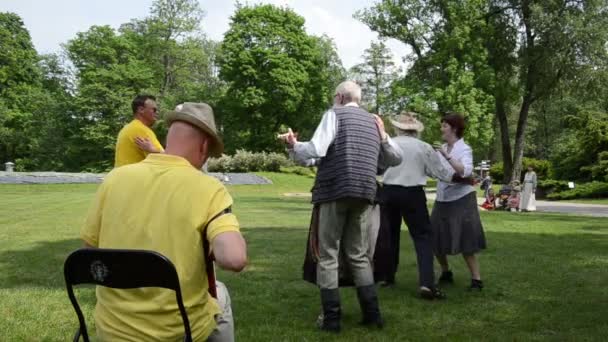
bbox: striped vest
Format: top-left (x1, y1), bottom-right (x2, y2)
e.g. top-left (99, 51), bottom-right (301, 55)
top-left (312, 106), bottom-right (381, 204)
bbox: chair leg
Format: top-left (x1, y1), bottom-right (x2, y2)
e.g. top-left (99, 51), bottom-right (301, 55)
top-left (73, 328), bottom-right (81, 342)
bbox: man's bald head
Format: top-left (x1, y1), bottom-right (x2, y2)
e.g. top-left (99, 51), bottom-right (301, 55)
top-left (334, 80), bottom-right (362, 106)
top-left (165, 121), bottom-right (210, 169)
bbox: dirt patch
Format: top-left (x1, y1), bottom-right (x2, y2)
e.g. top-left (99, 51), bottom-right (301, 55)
top-left (282, 192), bottom-right (312, 197)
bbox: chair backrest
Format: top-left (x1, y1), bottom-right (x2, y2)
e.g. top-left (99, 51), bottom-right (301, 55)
top-left (64, 248), bottom-right (192, 342)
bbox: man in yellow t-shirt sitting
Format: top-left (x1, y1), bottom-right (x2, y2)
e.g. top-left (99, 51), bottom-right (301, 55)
top-left (114, 94), bottom-right (165, 167)
top-left (82, 102), bottom-right (247, 341)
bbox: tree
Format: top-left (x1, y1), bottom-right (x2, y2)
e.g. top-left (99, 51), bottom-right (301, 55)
top-left (0, 12), bottom-right (43, 167)
top-left (218, 4), bottom-right (343, 152)
top-left (350, 39), bottom-right (399, 114)
top-left (357, 0), bottom-right (496, 155)
top-left (358, 0), bottom-right (608, 182)
top-left (120, 0), bottom-right (205, 99)
top-left (66, 25), bottom-right (156, 171)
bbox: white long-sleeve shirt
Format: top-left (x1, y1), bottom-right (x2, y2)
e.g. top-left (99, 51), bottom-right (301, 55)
top-left (289, 103), bottom-right (402, 168)
top-left (435, 138), bottom-right (475, 202)
top-left (382, 135), bottom-right (455, 187)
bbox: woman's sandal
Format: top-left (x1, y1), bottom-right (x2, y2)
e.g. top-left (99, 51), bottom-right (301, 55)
top-left (468, 279), bottom-right (484, 291)
top-left (419, 287), bottom-right (447, 300)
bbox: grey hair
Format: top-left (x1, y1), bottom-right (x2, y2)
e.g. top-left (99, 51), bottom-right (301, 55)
top-left (335, 80), bottom-right (362, 104)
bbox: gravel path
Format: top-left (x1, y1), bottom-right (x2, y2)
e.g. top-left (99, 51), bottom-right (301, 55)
top-left (0, 172), bottom-right (271, 185)
top-left (426, 193), bottom-right (608, 217)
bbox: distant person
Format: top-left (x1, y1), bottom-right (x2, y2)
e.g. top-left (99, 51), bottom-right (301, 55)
top-left (82, 102), bottom-right (247, 341)
top-left (377, 112), bottom-right (475, 299)
top-left (508, 181), bottom-right (522, 212)
top-left (114, 95), bottom-right (164, 167)
top-left (280, 81), bottom-right (387, 333)
top-left (519, 166), bottom-right (538, 212)
top-left (431, 112), bottom-right (487, 291)
top-left (480, 188), bottom-right (497, 211)
top-left (480, 175), bottom-right (493, 199)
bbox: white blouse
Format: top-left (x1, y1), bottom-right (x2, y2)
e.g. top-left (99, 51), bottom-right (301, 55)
top-left (435, 139), bottom-right (475, 202)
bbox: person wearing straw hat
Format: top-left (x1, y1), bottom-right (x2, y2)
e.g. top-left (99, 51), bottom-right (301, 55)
top-left (377, 112), bottom-right (471, 299)
top-left (81, 102), bottom-right (247, 342)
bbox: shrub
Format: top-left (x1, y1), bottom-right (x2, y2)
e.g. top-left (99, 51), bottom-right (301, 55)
top-left (489, 158), bottom-right (552, 183)
top-left (264, 152), bottom-right (292, 172)
top-left (489, 162), bottom-right (505, 182)
top-left (547, 181), bottom-right (608, 200)
top-left (207, 150), bottom-right (293, 173)
top-left (536, 179), bottom-right (569, 199)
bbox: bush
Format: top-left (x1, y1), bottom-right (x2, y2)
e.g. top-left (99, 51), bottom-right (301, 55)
top-left (489, 158), bottom-right (552, 183)
top-left (547, 181), bottom-right (608, 200)
top-left (207, 150), bottom-right (293, 173)
top-left (536, 179), bottom-right (569, 199)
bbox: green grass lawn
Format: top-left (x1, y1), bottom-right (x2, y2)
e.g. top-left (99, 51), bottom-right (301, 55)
top-left (1, 173), bottom-right (607, 341)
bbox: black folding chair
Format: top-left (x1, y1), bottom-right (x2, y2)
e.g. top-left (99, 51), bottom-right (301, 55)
top-left (63, 248), bottom-right (192, 342)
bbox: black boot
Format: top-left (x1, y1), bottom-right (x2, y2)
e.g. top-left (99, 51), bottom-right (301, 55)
top-left (318, 288), bottom-right (341, 333)
top-left (438, 271), bottom-right (454, 285)
top-left (356, 285), bottom-right (384, 329)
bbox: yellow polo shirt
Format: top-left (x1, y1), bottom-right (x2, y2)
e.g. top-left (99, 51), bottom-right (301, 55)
top-left (114, 119), bottom-right (164, 168)
top-left (81, 154), bottom-right (240, 341)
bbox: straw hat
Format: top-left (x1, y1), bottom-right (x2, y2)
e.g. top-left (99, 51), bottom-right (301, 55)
top-left (165, 102), bottom-right (224, 157)
top-left (390, 112), bottom-right (424, 132)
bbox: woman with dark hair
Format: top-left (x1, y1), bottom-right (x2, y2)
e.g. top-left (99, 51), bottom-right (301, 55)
top-left (431, 112), bottom-right (486, 291)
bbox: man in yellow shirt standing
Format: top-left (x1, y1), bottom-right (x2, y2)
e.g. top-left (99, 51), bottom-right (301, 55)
top-left (82, 102), bottom-right (247, 341)
top-left (114, 94), bottom-right (165, 167)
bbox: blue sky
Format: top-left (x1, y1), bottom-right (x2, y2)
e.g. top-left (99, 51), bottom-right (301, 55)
top-left (2, 0), bottom-right (410, 68)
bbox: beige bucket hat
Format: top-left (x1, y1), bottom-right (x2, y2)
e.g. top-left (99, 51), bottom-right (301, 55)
top-left (165, 102), bottom-right (224, 157)
top-left (390, 112), bottom-right (425, 132)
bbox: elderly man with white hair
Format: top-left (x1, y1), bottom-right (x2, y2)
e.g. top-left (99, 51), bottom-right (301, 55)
top-left (280, 81), bottom-right (401, 333)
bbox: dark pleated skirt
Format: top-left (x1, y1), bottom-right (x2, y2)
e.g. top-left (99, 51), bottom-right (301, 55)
top-left (431, 192), bottom-right (487, 255)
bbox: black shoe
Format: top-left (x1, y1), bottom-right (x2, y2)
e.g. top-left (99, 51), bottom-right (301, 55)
top-left (438, 271), bottom-right (454, 285)
top-left (356, 285), bottom-right (384, 329)
top-left (419, 286), bottom-right (447, 300)
top-left (468, 279), bottom-right (484, 291)
top-left (318, 289), bottom-right (341, 333)
top-left (380, 279), bottom-right (395, 288)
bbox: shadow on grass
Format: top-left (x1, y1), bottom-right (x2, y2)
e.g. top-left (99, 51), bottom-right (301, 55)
top-left (2, 226), bottom-right (607, 340)
top-left (0, 238), bottom-right (82, 289)
top-left (224, 227), bottom-right (608, 340)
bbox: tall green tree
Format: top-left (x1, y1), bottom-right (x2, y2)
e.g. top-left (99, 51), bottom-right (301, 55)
top-left (358, 0), bottom-right (608, 182)
top-left (218, 4), bottom-right (343, 152)
top-left (0, 12), bottom-right (44, 167)
top-left (350, 39), bottom-right (399, 114)
top-left (357, 0), bottom-right (496, 155)
top-left (66, 25), bottom-right (156, 171)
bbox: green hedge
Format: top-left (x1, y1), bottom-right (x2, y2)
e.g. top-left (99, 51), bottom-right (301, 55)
top-left (547, 181), bottom-right (608, 200)
top-left (207, 150), bottom-right (293, 173)
top-left (490, 158), bottom-right (552, 182)
top-left (536, 179), bottom-right (570, 199)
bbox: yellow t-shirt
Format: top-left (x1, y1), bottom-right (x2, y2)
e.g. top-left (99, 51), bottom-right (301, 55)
top-left (114, 119), bottom-right (164, 168)
top-left (81, 154), bottom-right (240, 341)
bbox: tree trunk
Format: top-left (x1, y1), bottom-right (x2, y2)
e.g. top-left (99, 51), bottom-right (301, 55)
top-left (511, 94), bottom-right (533, 182)
top-left (511, 0), bottom-right (535, 183)
top-left (496, 98), bottom-right (512, 183)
